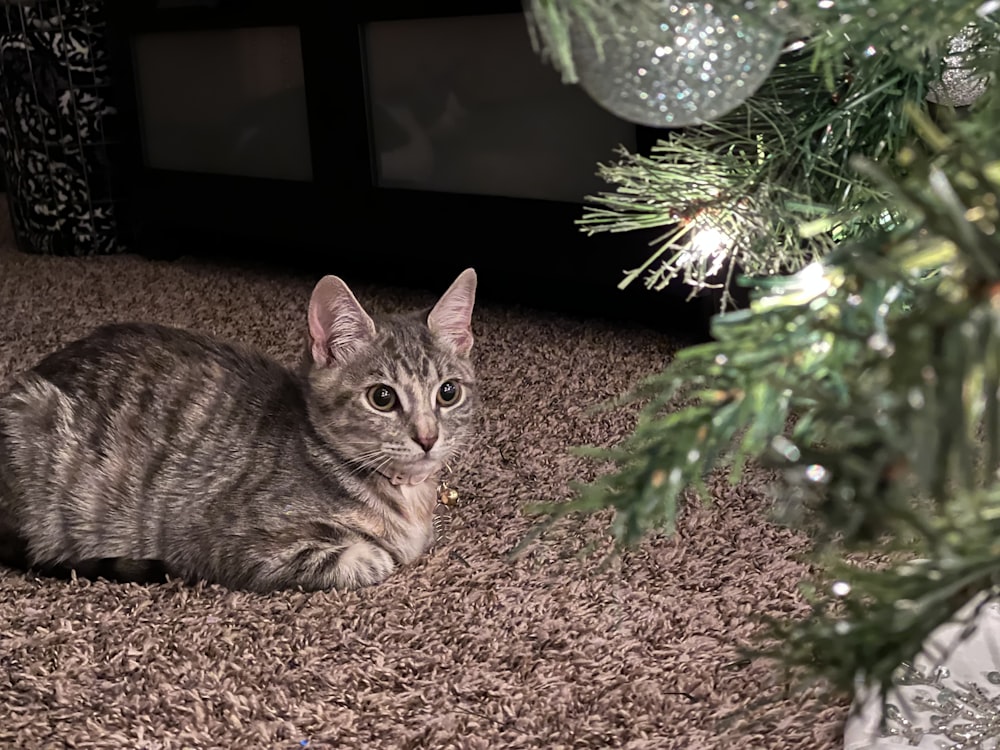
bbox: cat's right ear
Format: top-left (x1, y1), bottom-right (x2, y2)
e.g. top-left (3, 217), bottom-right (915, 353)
top-left (308, 276), bottom-right (377, 367)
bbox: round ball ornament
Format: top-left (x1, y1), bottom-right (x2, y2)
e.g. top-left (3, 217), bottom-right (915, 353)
top-left (926, 24), bottom-right (990, 107)
top-left (572, 1), bottom-right (786, 128)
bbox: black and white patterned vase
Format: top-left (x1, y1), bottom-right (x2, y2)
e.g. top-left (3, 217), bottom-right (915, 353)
top-left (0, 0), bottom-right (123, 256)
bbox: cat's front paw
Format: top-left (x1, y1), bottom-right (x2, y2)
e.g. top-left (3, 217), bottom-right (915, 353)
top-left (330, 540), bottom-right (396, 590)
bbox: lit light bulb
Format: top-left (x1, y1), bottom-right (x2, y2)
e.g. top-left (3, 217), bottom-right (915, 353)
top-left (831, 580), bottom-right (851, 597)
top-left (628, 207), bottom-right (740, 293)
top-left (690, 226), bottom-right (731, 257)
top-left (675, 215), bottom-right (735, 279)
top-left (798, 262), bottom-right (841, 301)
top-left (755, 261), bottom-right (837, 311)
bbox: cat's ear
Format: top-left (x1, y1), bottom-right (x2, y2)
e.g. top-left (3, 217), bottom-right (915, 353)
top-left (428, 268), bottom-right (477, 356)
top-left (308, 275), bottom-right (377, 367)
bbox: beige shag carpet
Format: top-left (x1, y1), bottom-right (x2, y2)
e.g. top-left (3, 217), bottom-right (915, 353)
top-left (0, 199), bottom-right (847, 748)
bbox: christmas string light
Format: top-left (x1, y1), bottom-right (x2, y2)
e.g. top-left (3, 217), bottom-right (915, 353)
top-left (672, 211), bottom-right (736, 281)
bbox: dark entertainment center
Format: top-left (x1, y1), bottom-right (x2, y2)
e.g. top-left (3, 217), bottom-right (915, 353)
top-left (93, 0), bottom-right (707, 332)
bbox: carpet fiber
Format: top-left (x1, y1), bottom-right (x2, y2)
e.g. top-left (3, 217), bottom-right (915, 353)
top-left (0, 200), bottom-right (847, 749)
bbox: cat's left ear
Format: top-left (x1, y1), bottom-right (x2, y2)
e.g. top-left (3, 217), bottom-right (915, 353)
top-left (428, 268), bottom-right (477, 356)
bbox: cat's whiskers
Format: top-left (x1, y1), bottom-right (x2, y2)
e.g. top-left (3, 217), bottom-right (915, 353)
top-left (349, 447), bottom-right (385, 464)
top-left (348, 450), bottom-right (392, 477)
top-left (350, 454), bottom-right (389, 474)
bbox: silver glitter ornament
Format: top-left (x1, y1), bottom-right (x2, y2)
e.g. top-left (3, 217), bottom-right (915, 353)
top-left (927, 24), bottom-right (990, 107)
top-left (572, 1), bottom-right (786, 128)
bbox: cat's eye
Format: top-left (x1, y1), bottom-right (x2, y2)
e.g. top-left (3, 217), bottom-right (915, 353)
top-left (437, 380), bottom-right (462, 407)
top-left (367, 384), bottom-right (397, 411)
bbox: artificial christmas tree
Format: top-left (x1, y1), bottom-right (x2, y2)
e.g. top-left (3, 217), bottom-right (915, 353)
top-left (520, 0), bottom-right (1000, 744)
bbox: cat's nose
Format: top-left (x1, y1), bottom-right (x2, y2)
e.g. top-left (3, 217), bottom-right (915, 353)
top-left (412, 433), bottom-right (438, 452)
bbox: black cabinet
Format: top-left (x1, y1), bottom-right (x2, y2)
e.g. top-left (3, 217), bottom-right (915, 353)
top-left (102, 0), bottom-right (709, 334)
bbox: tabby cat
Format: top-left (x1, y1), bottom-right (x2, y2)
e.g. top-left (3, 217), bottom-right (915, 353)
top-left (0, 269), bottom-right (478, 592)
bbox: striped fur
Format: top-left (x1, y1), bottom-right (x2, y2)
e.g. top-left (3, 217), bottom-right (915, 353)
top-left (0, 270), bottom-right (478, 592)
